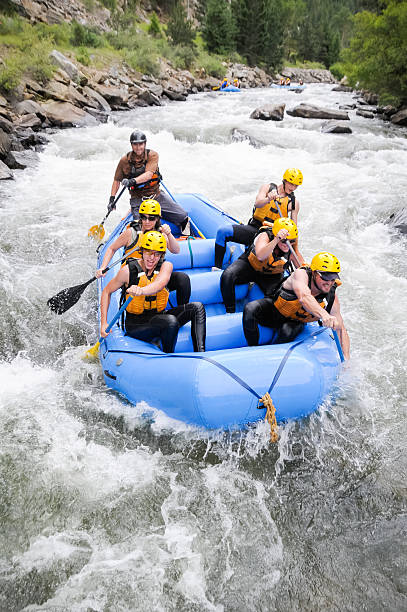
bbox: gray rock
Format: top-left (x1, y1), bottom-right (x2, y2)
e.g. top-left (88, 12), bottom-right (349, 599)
top-left (0, 159), bottom-right (13, 180)
top-left (4, 149), bottom-right (38, 169)
top-left (377, 105), bottom-right (397, 118)
top-left (50, 50), bottom-right (86, 85)
top-left (391, 108), bottom-right (407, 126)
top-left (287, 104), bottom-right (349, 120)
top-left (39, 101), bottom-right (98, 128)
top-left (231, 128), bottom-right (266, 148)
top-left (250, 103), bottom-right (285, 121)
top-left (0, 116), bottom-right (13, 133)
top-left (321, 121), bottom-right (352, 134)
top-left (15, 113), bottom-right (42, 130)
top-left (0, 128), bottom-right (12, 159)
top-left (356, 109), bottom-right (374, 119)
top-left (127, 96), bottom-right (149, 108)
top-left (83, 86), bottom-right (111, 113)
top-left (93, 83), bottom-right (129, 106)
top-left (139, 90), bottom-right (162, 106)
top-left (83, 106), bottom-right (109, 123)
top-left (14, 99), bottom-right (43, 116)
top-left (163, 90), bottom-right (187, 102)
top-left (339, 104), bottom-right (356, 110)
top-left (332, 85), bottom-right (353, 92)
top-left (280, 67), bottom-right (336, 84)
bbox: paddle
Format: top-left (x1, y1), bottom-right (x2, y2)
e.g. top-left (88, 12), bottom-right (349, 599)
top-left (47, 245), bottom-right (140, 315)
top-left (88, 185), bottom-right (126, 241)
top-left (273, 200), bottom-right (345, 363)
top-left (84, 296), bottom-right (133, 361)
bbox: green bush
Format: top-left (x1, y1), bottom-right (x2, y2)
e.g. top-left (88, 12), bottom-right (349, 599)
top-left (76, 46), bottom-right (91, 66)
top-left (329, 62), bottom-right (345, 81)
top-left (70, 21), bottom-right (103, 48)
top-left (173, 44), bottom-right (197, 70)
top-left (34, 22), bottom-right (71, 46)
top-left (195, 50), bottom-right (224, 78)
top-left (125, 48), bottom-right (160, 77)
top-left (0, 53), bottom-right (23, 92)
top-left (0, 13), bottom-right (23, 36)
top-left (100, 0), bottom-right (117, 9)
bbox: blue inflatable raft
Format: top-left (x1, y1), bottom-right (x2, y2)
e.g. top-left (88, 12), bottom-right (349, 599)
top-left (97, 193), bottom-right (342, 430)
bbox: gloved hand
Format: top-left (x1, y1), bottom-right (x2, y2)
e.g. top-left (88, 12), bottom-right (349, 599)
top-left (121, 177), bottom-right (137, 188)
top-left (107, 195), bottom-right (116, 213)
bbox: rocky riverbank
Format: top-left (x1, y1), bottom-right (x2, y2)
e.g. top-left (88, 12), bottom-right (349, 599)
top-left (0, 50), bottom-right (278, 180)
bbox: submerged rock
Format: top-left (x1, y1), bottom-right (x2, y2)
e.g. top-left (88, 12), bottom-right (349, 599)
top-left (321, 121), bottom-right (352, 134)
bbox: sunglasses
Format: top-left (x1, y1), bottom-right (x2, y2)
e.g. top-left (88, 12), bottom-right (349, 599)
top-left (140, 214), bottom-right (158, 221)
top-left (317, 271), bottom-right (337, 281)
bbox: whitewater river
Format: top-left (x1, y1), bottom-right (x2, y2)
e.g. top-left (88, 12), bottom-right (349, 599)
top-left (1, 84), bottom-right (406, 611)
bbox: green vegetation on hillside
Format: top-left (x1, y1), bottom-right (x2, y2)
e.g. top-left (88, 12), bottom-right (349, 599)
top-left (0, 0), bottom-right (406, 105)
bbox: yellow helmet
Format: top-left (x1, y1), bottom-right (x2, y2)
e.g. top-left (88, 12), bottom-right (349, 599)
top-left (283, 168), bottom-right (303, 186)
top-left (139, 230), bottom-right (166, 252)
top-left (272, 217), bottom-right (298, 239)
top-left (139, 199), bottom-right (161, 216)
top-left (311, 252), bottom-right (340, 278)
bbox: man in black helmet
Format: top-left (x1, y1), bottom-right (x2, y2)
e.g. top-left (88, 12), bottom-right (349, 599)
top-left (108, 130), bottom-right (189, 234)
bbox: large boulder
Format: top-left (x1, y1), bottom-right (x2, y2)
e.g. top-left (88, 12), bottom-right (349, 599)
top-left (82, 86), bottom-right (111, 113)
top-left (250, 103), bottom-right (285, 121)
top-left (14, 113), bottom-right (42, 130)
top-left (14, 99), bottom-right (44, 116)
top-left (49, 50), bottom-right (86, 85)
top-left (321, 121), bottom-right (352, 134)
top-left (287, 103), bottom-right (350, 120)
top-left (356, 109), bottom-right (374, 119)
top-left (39, 101), bottom-right (98, 128)
top-left (0, 128), bottom-right (12, 159)
top-left (92, 83), bottom-right (129, 106)
top-left (390, 108), bottom-right (407, 126)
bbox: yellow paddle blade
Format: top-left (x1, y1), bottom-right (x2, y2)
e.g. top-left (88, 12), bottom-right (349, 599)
top-left (88, 224), bottom-right (105, 240)
top-left (83, 341), bottom-right (100, 361)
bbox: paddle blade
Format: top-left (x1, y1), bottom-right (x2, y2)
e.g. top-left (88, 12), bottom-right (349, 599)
top-left (88, 224), bottom-right (105, 240)
top-left (83, 341), bottom-right (100, 361)
top-left (47, 277), bottom-right (95, 315)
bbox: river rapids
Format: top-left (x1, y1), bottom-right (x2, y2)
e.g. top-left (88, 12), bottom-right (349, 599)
top-left (0, 84), bottom-right (406, 611)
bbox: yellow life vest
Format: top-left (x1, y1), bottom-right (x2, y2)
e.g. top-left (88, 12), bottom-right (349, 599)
top-left (250, 183), bottom-right (296, 227)
top-left (273, 266), bottom-right (332, 322)
top-left (247, 228), bottom-right (290, 275)
top-left (125, 259), bottom-right (169, 316)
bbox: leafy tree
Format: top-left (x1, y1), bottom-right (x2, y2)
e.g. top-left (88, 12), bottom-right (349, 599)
top-left (342, 0), bottom-right (407, 104)
top-left (202, 0), bottom-right (236, 55)
top-left (167, 1), bottom-right (196, 47)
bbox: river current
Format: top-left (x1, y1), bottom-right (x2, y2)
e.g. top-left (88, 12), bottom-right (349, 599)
top-left (0, 84), bottom-right (406, 611)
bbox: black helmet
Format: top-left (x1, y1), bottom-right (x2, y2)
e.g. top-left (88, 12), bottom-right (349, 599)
top-left (130, 130), bottom-right (146, 144)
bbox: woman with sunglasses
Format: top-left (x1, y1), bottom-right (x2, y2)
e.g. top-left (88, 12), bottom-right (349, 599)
top-left (96, 199), bottom-right (190, 305)
top-left (220, 218), bottom-right (303, 313)
top-left (243, 252), bottom-right (350, 358)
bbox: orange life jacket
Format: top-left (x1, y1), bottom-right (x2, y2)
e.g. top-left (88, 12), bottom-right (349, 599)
top-left (124, 259), bottom-right (169, 316)
top-left (273, 266), bottom-right (336, 322)
top-left (247, 228), bottom-right (291, 275)
top-left (249, 182), bottom-right (296, 227)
